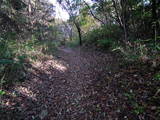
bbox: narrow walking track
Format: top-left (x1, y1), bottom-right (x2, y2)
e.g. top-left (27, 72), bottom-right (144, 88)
top-left (2, 47), bottom-right (120, 120)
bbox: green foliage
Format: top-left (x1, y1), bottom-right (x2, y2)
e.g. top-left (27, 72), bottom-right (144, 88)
top-left (132, 103), bottom-right (145, 115)
top-left (0, 31), bottom-right (58, 87)
top-left (83, 25), bottom-right (122, 49)
top-left (66, 39), bottom-right (80, 48)
top-left (124, 92), bottom-right (145, 115)
top-left (97, 38), bottom-right (113, 49)
top-left (124, 92), bottom-right (135, 100)
top-left (0, 59), bottom-right (14, 64)
top-left (0, 90), bottom-right (5, 96)
top-left (42, 41), bottom-right (58, 55)
top-left (112, 40), bottom-right (152, 62)
top-left (0, 59), bottom-right (25, 86)
top-left (154, 73), bottom-right (160, 81)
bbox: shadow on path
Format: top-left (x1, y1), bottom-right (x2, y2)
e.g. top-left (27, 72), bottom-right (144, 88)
top-left (1, 47), bottom-right (120, 120)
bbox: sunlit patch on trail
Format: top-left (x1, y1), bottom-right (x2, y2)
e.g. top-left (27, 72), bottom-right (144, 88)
top-left (16, 86), bottom-right (37, 101)
top-left (33, 59), bottom-right (67, 73)
top-left (52, 62), bottom-right (67, 72)
top-left (42, 60), bottom-right (67, 73)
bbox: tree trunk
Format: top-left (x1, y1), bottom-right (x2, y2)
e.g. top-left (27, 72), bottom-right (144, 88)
top-left (70, 28), bottom-right (73, 41)
top-left (152, 0), bottom-right (157, 20)
top-left (28, 0), bottom-right (32, 16)
top-left (151, 0), bottom-right (157, 45)
top-left (74, 22), bottom-right (82, 46)
top-left (112, 0), bottom-right (128, 43)
top-left (120, 0), bottom-right (128, 42)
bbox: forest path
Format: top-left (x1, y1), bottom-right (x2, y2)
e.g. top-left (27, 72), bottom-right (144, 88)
top-left (3, 47), bottom-right (120, 120)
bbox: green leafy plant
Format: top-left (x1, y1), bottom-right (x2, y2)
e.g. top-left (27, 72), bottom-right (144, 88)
top-left (0, 90), bottom-right (5, 96)
top-left (124, 92), bottom-right (145, 115)
top-left (83, 24), bottom-right (122, 49)
top-left (97, 38), bottom-right (113, 49)
top-left (154, 73), bottom-right (160, 81)
top-left (124, 92), bottom-right (134, 100)
top-left (132, 103), bottom-right (145, 115)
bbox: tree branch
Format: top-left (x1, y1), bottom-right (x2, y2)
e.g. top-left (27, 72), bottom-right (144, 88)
top-left (83, 0), bottom-right (105, 25)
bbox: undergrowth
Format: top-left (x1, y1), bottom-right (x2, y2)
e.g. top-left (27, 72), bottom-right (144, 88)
top-left (0, 32), bottom-right (59, 90)
top-left (83, 24), bottom-right (123, 50)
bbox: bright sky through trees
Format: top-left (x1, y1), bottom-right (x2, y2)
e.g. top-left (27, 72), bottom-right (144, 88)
top-left (48, 0), bottom-right (69, 20)
top-left (49, 0), bottom-right (92, 21)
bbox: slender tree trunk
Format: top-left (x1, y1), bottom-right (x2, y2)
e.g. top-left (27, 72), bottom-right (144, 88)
top-left (158, 0), bottom-right (160, 37)
top-left (28, 0), bottom-right (32, 16)
top-left (123, 20), bottom-right (127, 42)
top-left (152, 0), bottom-right (157, 20)
top-left (74, 22), bottom-right (82, 46)
top-left (112, 0), bottom-right (128, 43)
top-left (120, 0), bottom-right (128, 42)
top-left (78, 28), bottom-right (82, 46)
top-left (70, 28), bottom-right (73, 41)
top-left (152, 0), bottom-right (157, 45)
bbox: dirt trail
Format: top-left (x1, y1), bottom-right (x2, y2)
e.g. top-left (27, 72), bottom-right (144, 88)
top-left (2, 47), bottom-right (120, 120)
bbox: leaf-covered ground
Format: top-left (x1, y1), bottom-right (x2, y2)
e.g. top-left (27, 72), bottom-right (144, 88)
top-left (0, 47), bottom-right (159, 120)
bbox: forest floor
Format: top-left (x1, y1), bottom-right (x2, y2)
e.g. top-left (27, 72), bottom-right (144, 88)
top-left (0, 47), bottom-right (159, 120)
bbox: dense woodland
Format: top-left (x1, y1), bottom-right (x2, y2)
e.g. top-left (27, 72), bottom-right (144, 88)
top-left (0, 0), bottom-right (160, 119)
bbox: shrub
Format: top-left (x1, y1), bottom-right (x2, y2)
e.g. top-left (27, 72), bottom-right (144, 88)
top-left (97, 38), bottom-right (114, 49)
top-left (83, 24), bottom-right (123, 49)
top-left (66, 39), bottom-right (80, 48)
top-left (0, 35), bottom-right (26, 87)
top-left (0, 32), bottom-right (58, 87)
top-left (42, 41), bottom-right (58, 55)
